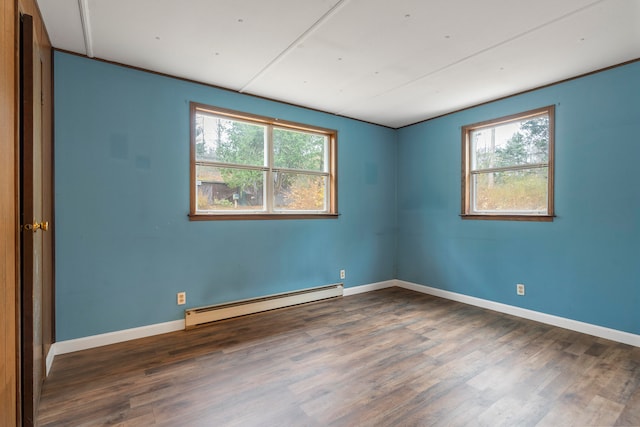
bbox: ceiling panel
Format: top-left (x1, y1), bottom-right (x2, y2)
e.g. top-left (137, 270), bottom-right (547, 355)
top-left (332, 0), bottom-right (640, 126)
top-left (36, 0), bottom-right (86, 54)
top-left (86, 0), bottom-right (342, 90)
top-left (244, 0), bottom-right (590, 92)
top-left (37, 0), bottom-right (640, 127)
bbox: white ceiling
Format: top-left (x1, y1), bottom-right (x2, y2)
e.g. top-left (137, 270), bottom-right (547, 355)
top-left (37, 0), bottom-right (640, 128)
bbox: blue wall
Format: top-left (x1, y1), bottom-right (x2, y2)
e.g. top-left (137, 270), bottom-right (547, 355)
top-left (54, 52), bottom-right (398, 340)
top-left (55, 51), bottom-right (639, 341)
top-left (397, 61), bottom-right (640, 335)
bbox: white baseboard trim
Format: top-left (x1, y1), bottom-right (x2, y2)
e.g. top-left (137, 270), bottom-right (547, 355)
top-left (48, 281), bottom-right (395, 366)
top-left (49, 279), bottom-right (638, 372)
top-left (53, 319), bottom-right (185, 357)
top-left (50, 281), bottom-right (395, 360)
top-left (45, 345), bottom-right (55, 376)
top-left (343, 280), bottom-right (395, 296)
top-left (396, 280), bottom-right (640, 348)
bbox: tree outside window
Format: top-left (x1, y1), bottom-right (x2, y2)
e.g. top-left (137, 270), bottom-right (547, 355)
top-left (190, 103), bottom-right (337, 220)
top-left (462, 106), bottom-right (555, 221)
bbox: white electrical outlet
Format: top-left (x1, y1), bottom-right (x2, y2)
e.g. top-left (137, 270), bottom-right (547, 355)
top-left (516, 284), bottom-right (525, 296)
top-left (177, 292), bottom-right (186, 305)
top-left (340, 269), bottom-right (346, 280)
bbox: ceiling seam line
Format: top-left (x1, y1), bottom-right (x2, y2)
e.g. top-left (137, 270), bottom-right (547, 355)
top-left (78, 0), bottom-right (94, 57)
top-left (335, 0), bottom-right (608, 117)
top-left (239, 0), bottom-right (351, 93)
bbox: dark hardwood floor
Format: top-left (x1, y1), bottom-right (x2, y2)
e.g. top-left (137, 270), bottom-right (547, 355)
top-left (37, 287), bottom-right (640, 426)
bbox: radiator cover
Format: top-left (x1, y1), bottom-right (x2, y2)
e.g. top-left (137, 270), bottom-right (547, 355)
top-left (184, 283), bottom-right (344, 328)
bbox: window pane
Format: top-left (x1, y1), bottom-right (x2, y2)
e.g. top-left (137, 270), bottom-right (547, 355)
top-left (190, 103), bottom-right (337, 218)
top-left (196, 165), bottom-right (264, 211)
top-left (473, 168), bottom-right (548, 213)
top-left (274, 173), bottom-right (327, 211)
top-left (471, 115), bottom-right (549, 170)
top-left (273, 128), bottom-right (326, 171)
top-left (195, 113), bottom-right (266, 166)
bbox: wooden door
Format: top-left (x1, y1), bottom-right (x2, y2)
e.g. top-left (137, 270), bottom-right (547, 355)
top-left (1, 0), bottom-right (19, 424)
top-left (20, 13), bottom-right (52, 427)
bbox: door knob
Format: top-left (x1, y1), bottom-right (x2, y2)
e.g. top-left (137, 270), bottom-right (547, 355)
top-left (22, 221), bottom-right (49, 232)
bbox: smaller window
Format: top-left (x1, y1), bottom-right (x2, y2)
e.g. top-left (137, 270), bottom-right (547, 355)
top-left (461, 106), bottom-right (555, 221)
top-left (190, 103), bottom-right (338, 220)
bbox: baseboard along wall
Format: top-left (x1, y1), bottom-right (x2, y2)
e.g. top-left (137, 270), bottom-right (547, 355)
top-left (395, 280), bottom-right (640, 348)
top-left (342, 280), bottom-right (396, 296)
top-left (47, 279), bottom-right (640, 375)
top-left (47, 319), bottom-right (184, 375)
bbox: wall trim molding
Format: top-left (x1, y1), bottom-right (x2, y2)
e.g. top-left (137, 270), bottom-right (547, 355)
top-left (48, 280), bottom-right (395, 366)
top-left (395, 280), bottom-right (640, 348)
top-left (343, 280), bottom-right (395, 296)
top-left (48, 278), bottom-right (638, 373)
top-left (45, 345), bottom-right (55, 376)
top-left (52, 319), bottom-right (185, 358)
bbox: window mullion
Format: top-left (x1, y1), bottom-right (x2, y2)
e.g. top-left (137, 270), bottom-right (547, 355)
top-left (266, 125), bottom-right (274, 213)
top-left (471, 162), bottom-right (548, 174)
top-left (195, 160), bottom-right (268, 172)
top-left (272, 167), bottom-right (329, 176)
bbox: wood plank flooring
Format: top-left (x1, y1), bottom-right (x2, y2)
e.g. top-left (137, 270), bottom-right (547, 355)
top-left (37, 287), bottom-right (640, 426)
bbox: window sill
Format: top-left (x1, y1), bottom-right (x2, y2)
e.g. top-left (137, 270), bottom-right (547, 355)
top-left (189, 213), bottom-right (340, 221)
top-left (460, 214), bottom-right (554, 222)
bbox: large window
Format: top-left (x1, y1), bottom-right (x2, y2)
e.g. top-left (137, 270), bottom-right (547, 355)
top-left (461, 106), bottom-right (554, 221)
top-left (190, 103), bottom-right (337, 220)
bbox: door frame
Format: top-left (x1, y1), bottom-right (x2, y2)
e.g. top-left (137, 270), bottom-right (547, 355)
top-left (19, 12), bottom-right (36, 427)
top-left (19, 10), bottom-right (54, 426)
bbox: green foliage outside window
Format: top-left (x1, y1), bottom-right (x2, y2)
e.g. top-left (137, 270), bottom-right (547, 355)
top-left (464, 106), bottom-right (554, 218)
top-left (193, 106), bottom-right (333, 214)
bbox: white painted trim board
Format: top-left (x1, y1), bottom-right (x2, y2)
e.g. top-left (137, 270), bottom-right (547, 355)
top-left (48, 279), bottom-right (639, 374)
top-left (51, 319), bottom-right (185, 360)
top-left (395, 280), bottom-right (640, 348)
top-left (49, 281), bottom-right (394, 363)
top-left (343, 280), bottom-right (395, 296)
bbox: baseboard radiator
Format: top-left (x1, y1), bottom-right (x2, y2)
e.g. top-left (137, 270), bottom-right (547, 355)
top-left (185, 283), bottom-right (344, 329)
